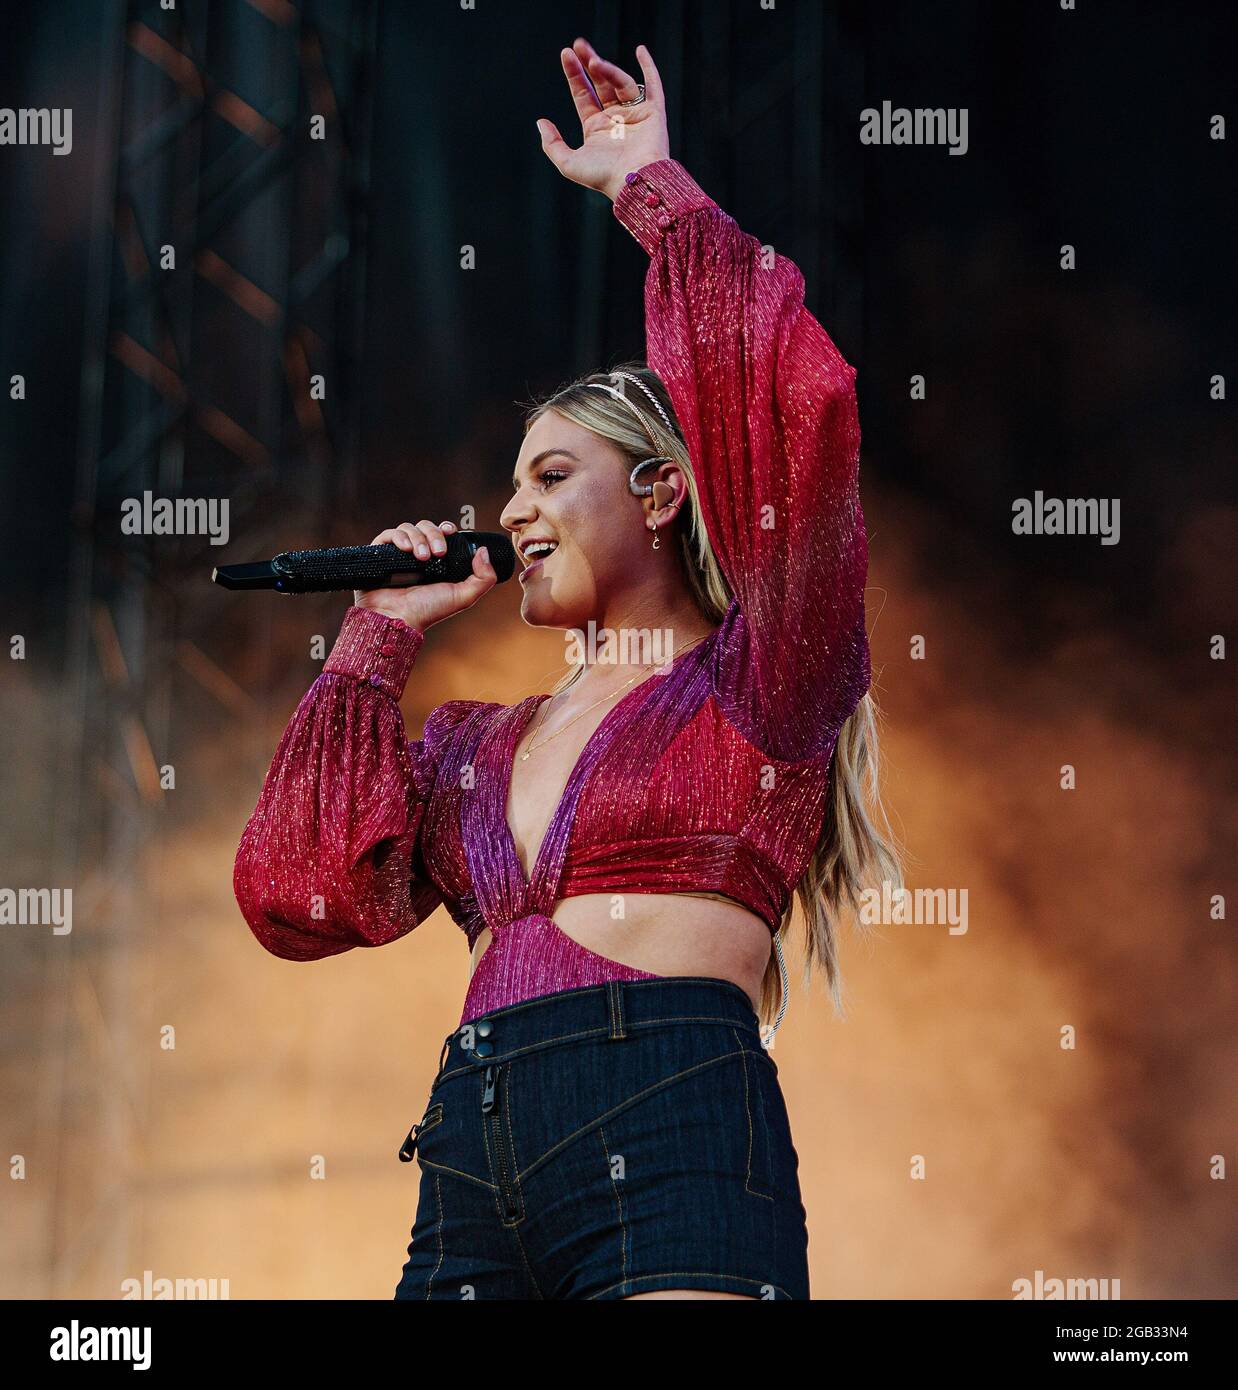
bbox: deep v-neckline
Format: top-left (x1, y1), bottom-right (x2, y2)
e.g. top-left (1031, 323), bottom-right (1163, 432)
top-left (497, 637), bottom-right (714, 896)
top-left (500, 684), bottom-right (639, 893)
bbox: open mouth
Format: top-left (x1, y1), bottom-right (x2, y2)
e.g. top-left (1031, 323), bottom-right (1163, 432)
top-left (519, 539), bottom-right (559, 579)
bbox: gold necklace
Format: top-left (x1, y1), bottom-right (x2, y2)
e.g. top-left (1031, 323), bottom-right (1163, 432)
top-left (518, 633), bottom-right (707, 762)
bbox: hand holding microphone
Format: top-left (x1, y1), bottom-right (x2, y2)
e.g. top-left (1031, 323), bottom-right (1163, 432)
top-left (211, 522), bottom-right (515, 633)
top-left (354, 520), bottom-right (499, 631)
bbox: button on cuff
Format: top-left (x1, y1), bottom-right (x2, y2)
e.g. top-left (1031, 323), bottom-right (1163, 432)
top-left (611, 159), bottom-right (719, 258)
top-left (323, 605), bottom-right (425, 697)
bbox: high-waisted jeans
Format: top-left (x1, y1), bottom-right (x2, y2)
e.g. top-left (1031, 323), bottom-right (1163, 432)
top-left (393, 976), bottom-right (810, 1300)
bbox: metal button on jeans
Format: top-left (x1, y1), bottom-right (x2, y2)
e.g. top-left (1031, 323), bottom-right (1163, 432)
top-left (474, 1040), bottom-right (494, 1058)
top-left (475, 1020), bottom-right (493, 1037)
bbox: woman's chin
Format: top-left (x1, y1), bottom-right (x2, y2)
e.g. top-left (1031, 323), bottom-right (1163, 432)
top-left (520, 593), bottom-right (584, 632)
top-left (519, 594), bottom-right (562, 628)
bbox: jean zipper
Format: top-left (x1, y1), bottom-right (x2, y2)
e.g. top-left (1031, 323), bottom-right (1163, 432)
top-left (398, 1101), bottom-right (442, 1163)
top-left (398, 1123), bottom-right (421, 1163)
top-left (480, 1064), bottom-right (519, 1219)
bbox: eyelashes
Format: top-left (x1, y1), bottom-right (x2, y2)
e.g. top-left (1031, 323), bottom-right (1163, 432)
top-left (510, 468), bottom-right (569, 497)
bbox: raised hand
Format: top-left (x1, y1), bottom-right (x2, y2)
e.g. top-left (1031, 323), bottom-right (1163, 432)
top-left (536, 38), bottom-right (670, 201)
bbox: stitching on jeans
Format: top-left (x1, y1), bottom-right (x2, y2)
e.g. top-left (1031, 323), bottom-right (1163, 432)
top-left (733, 1025), bottom-right (756, 1194)
top-left (444, 1014), bottom-right (753, 1068)
top-left (451, 1010), bottom-right (758, 1059)
top-left (416, 1159), bottom-right (496, 1192)
top-left (586, 1272), bottom-right (790, 1300)
top-left (518, 1048), bottom-right (747, 1182)
top-left (599, 1126), bottom-right (628, 1285)
top-left (732, 1025), bottom-right (774, 1203)
top-left (437, 1015), bottom-right (759, 1084)
top-left (510, 1219), bottom-right (546, 1299)
top-left (426, 1173), bottom-right (444, 1300)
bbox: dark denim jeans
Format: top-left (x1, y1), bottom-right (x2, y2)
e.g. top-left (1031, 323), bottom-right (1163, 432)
top-left (393, 976), bottom-right (810, 1300)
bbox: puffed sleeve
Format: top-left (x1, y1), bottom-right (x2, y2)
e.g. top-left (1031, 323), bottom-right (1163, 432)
top-left (233, 605), bottom-right (446, 961)
top-left (613, 158), bottom-right (870, 760)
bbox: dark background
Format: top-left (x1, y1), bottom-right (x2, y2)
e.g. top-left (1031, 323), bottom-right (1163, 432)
top-left (4, 2), bottom-right (1234, 617)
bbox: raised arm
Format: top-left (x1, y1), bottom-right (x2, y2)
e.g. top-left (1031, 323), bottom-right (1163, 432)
top-left (538, 39), bottom-right (870, 761)
top-left (613, 159), bottom-right (870, 760)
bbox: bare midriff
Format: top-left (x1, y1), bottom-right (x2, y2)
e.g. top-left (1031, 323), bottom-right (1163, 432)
top-left (467, 891), bottom-right (773, 1015)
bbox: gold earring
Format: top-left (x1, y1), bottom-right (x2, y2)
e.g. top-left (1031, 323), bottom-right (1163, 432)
top-left (650, 521), bottom-right (660, 550)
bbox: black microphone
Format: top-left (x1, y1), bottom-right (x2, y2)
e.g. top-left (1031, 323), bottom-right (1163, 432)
top-left (211, 531), bottom-right (516, 594)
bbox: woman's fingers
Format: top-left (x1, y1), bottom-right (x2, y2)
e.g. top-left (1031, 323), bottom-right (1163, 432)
top-left (536, 117), bottom-right (579, 177)
top-left (574, 36), bottom-right (639, 105)
top-left (634, 43), bottom-right (664, 109)
top-left (560, 46), bottom-right (601, 126)
top-left (448, 545), bottom-right (498, 607)
top-left (586, 57), bottom-right (620, 107)
top-left (415, 519), bottom-right (449, 557)
top-left (575, 39), bottom-right (618, 106)
top-left (394, 523), bottom-right (427, 557)
top-left (372, 521), bottom-right (455, 553)
top-left (370, 526), bottom-right (413, 549)
top-left (371, 522), bottom-right (437, 559)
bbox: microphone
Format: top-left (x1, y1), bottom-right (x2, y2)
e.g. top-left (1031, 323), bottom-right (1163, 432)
top-left (211, 531), bottom-right (516, 594)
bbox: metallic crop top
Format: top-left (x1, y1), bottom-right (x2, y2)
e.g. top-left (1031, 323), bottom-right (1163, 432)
top-left (233, 158), bottom-right (871, 1027)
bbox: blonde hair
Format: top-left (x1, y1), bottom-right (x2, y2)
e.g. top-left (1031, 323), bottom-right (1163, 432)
top-left (523, 362), bottom-right (903, 1026)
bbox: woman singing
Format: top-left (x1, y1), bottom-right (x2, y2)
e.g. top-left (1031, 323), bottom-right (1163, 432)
top-left (234, 38), bottom-right (899, 1300)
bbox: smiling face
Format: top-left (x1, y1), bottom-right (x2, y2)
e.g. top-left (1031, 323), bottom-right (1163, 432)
top-left (501, 409), bottom-right (655, 630)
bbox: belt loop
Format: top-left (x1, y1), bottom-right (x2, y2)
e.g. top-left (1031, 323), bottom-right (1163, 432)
top-left (606, 980), bottom-right (626, 1040)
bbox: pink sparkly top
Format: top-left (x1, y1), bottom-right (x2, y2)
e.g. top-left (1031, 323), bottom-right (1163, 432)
top-left (233, 158), bottom-right (870, 1026)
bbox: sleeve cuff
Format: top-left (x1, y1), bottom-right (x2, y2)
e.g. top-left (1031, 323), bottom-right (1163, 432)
top-left (323, 605), bottom-right (425, 700)
top-left (612, 158), bottom-right (720, 257)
